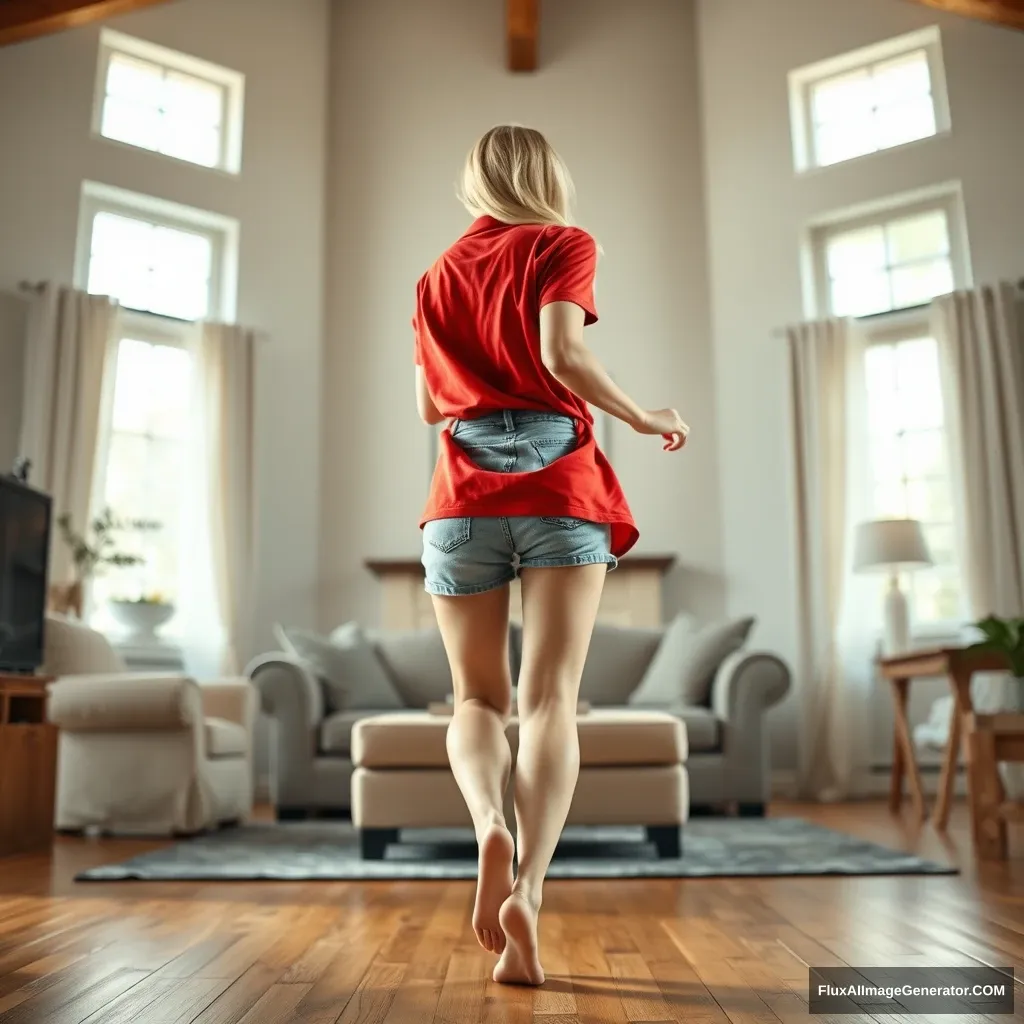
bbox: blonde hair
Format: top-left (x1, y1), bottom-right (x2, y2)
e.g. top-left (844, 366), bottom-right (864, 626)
top-left (458, 125), bottom-right (575, 227)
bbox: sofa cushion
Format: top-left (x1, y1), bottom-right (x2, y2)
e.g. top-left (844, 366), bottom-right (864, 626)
top-left (675, 706), bottom-right (720, 752)
top-left (368, 627), bottom-right (452, 706)
top-left (576, 623), bottom-right (665, 705)
top-left (319, 709), bottom-right (387, 756)
top-left (276, 623), bottom-right (403, 713)
top-left (204, 716), bottom-right (248, 758)
top-left (351, 709), bottom-right (687, 769)
top-left (629, 614), bottom-right (755, 708)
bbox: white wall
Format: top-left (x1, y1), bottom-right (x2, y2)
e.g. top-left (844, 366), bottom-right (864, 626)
top-left (698, 0), bottom-right (1024, 769)
top-left (0, 0), bottom-right (330, 659)
top-left (322, 0), bottom-right (722, 631)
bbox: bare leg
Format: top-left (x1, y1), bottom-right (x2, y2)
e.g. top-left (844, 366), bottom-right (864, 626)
top-left (493, 563), bottom-right (606, 986)
top-left (432, 584), bottom-right (515, 955)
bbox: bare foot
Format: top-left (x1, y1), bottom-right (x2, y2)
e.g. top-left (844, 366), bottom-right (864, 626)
top-left (492, 892), bottom-right (544, 986)
top-left (473, 823), bottom-right (514, 954)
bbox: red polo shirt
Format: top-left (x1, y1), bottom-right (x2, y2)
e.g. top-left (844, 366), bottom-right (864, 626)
top-left (413, 216), bottom-right (638, 557)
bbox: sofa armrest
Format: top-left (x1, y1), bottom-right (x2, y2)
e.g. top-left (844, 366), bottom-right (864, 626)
top-left (47, 673), bottom-right (202, 732)
top-left (245, 653), bottom-right (324, 809)
top-left (199, 677), bottom-right (258, 733)
top-left (709, 650), bottom-right (791, 806)
top-left (710, 650), bottom-right (790, 725)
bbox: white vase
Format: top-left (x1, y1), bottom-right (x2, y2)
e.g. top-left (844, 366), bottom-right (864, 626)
top-left (108, 600), bottom-right (175, 643)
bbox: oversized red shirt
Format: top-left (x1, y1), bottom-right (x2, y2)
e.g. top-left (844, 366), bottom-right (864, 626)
top-left (414, 216), bottom-right (638, 557)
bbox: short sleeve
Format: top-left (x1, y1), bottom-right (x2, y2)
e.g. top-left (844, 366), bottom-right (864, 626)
top-left (536, 227), bottom-right (599, 326)
top-left (412, 312), bottom-right (422, 365)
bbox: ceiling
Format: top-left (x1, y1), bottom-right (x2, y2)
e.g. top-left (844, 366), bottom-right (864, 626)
top-left (0, 0), bottom-right (1021, 64)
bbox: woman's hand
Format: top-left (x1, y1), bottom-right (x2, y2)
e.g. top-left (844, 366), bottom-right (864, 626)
top-left (633, 408), bottom-right (689, 451)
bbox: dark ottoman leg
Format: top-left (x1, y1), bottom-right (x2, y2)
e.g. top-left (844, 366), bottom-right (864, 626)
top-left (646, 825), bottom-right (682, 859)
top-left (276, 807), bottom-right (310, 821)
top-left (361, 827), bottom-right (399, 860)
top-left (737, 802), bottom-right (766, 817)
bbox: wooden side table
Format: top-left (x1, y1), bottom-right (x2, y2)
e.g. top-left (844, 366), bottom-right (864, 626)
top-left (965, 712), bottom-right (1024, 859)
top-left (877, 647), bottom-right (1010, 829)
top-left (0, 674), bottom-right (57, 858)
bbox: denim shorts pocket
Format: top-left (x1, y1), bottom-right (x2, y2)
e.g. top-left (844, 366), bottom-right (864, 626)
top-left (539, 516), bottom-right (587, 530)
top-left (529, 437), bottom-right (578, 468)
top-left (425, 517), bottom-right (472, 552)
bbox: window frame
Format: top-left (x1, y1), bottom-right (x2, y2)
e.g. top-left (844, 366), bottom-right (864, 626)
top-left (788, 26), bottom-right (951, 174)
top-left (92, 28), bottom-right (245, 175)
top-left (75, 180), bottom-right (240, 323)
top-left (806, 184), bottom-right (971, 320)
top-left (857, 310), bottom-right (966, 638)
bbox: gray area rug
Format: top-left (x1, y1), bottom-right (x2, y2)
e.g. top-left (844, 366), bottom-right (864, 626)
top-left (76, 818), bottom-right (955, 882)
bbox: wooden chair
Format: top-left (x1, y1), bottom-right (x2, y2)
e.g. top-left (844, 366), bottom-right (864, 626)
top-left (965, 712), bottom-right (1024, 859)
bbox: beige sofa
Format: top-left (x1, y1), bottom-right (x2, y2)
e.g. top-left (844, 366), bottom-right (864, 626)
top-left (43, 614), bottom-right (257, 836)
top-left (251, 617), bottom-right (791, 819)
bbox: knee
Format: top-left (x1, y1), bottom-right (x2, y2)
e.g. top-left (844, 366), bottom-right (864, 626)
top-left (455, 694), bottom-right (512, 722)
top-left (516, 684), bottom-right (577, 721)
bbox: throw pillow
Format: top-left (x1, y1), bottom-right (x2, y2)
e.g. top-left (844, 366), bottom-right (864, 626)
top-left (628, 614), bottom-right (756, 708)
top-left (275, 622), bottom-right (403, 713)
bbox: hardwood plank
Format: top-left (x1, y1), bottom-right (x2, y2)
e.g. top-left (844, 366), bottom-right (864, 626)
top-left (433, 948), bottom-right (489, 1024)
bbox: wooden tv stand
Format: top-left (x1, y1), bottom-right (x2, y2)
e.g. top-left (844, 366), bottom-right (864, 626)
top-left (0, 674), bottom-right (57, 858)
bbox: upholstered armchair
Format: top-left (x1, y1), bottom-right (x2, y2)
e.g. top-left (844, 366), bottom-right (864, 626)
top-left (42, 614), bottom-right (257, 836)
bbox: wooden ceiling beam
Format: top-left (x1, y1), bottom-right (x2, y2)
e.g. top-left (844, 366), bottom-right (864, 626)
top-left (904, 0), bottom-right (1024, 31)
top-left (507, 0), bottom-right (538, 72)
top-left (0, 0), bottom-right (174, 48)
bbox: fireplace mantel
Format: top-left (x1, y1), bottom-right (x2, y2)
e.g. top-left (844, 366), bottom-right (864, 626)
top-left (365, 554), bottom-right (675, 630)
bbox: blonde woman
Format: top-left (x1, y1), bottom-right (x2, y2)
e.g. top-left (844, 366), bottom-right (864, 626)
top-left (413, 125), bottom-right (688, 986)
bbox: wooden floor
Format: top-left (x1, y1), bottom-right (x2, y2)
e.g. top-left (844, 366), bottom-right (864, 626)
top-left (0, 803), bottom-right (1022, 1024)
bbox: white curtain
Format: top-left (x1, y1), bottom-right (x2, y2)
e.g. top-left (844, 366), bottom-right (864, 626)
top-left (788, 317), bottom-right (872, 800)
top-left (17, 284), bottom-right (120, 584)
top-left (177, 322), bottom-right (258, 678)
top-left (931, 283), bottom-right (1024, 727)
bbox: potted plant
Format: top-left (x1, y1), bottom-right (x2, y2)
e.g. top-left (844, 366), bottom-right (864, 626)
top-left (54, 509), bottom-right (168, 634)
top-left (965, 614), bottom-right (1024, 801)
top-left (966, 615), bottom-right (1024, 711)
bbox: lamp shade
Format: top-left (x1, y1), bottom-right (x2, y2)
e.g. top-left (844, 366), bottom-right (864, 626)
top-left (853, 518), bottom-right (933, 572)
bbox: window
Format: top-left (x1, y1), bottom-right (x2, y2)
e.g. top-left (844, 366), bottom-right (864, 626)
top-left (90, 319), bottom-right (194, 624)
top-left (93, 30), bottom-right (244, 173)
top-left (789, 27), bottom-right (950, 171)
top-left (77, 181), bottom-right (238, 322)
top-left (76, 184), bottom-right (239, 639)
top-left (862, 324), bottom-right (963, 627)
top-left (811, 189), bottom-right (969, 319)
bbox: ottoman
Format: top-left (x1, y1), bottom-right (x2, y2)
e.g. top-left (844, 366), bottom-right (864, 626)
top-left (350, 708), bottom-right (689, 860)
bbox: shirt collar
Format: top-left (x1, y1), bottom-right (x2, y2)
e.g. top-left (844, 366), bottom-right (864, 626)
top-left (464, 215), bottom-right (503, 236)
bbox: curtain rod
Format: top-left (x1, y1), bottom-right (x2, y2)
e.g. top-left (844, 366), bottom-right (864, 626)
top-left (771, 278), bottom-right (1024, 340)
top-left (17, 280), bottom-right (247, 330)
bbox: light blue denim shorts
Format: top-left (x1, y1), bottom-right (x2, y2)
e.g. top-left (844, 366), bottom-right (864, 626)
top-left (422, 410), bottom-right (617, 597)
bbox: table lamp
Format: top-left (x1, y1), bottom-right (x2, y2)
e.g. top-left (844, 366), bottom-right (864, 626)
top-left (853, 518), bottom-right (933, 657)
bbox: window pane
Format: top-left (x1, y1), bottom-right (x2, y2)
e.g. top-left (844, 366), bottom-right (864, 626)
top-left (826, 226), bottom-right (887, 278)
top-left (106, 53), bottom-right (164, 107)
top-left (902, 428), bottom-right (946, 477)
top-left (89, 214), bottom-right (154, 308)
top-left (864, 344), bottom-right (896, 398)
top-left (911, 567), bottom-right (961, 624)
top-left (890, 257), bottom-right (953, 308)
top-left (872, 50), bottom-right (932, 103)
top-left (873, 478), bottom-right (909, 518)
top-left (162, 71), bottom-right (223, 127)
top-left (161, 119), bottom-right (221, 168)
top-left (886, 210), bottom-right (949, 265)
top-left (146, 346), bottom-right (193, 438)
top-left (921, 522), bottom-right (954, 566)
top-left (831, 271), bottom-right (891, 317)
top-left (812, 69), bottom-right (872, 122)
top-left (110, 339), bottom-right (157, 431)
top-left (895, 340), bottom-right (944, 429)
top-left (815, 121), bottom-right (876, 166)
top-left (146, 227), bottom-right (212, 320)
top-left (100, 94), bottom-right (161, 152)
top-left (874, 96), bottom-right (937, 151)
top-left (906, 477), bottom-right (952, 523)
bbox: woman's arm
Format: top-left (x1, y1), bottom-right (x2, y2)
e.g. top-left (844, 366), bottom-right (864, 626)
top-left (416, 366), bottom-right (446, 425)
top-left (540, 301), bottom-right (688, 450)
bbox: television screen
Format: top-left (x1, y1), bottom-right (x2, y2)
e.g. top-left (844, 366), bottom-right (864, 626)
top-left (0, 478), bottom-right (52, 673)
